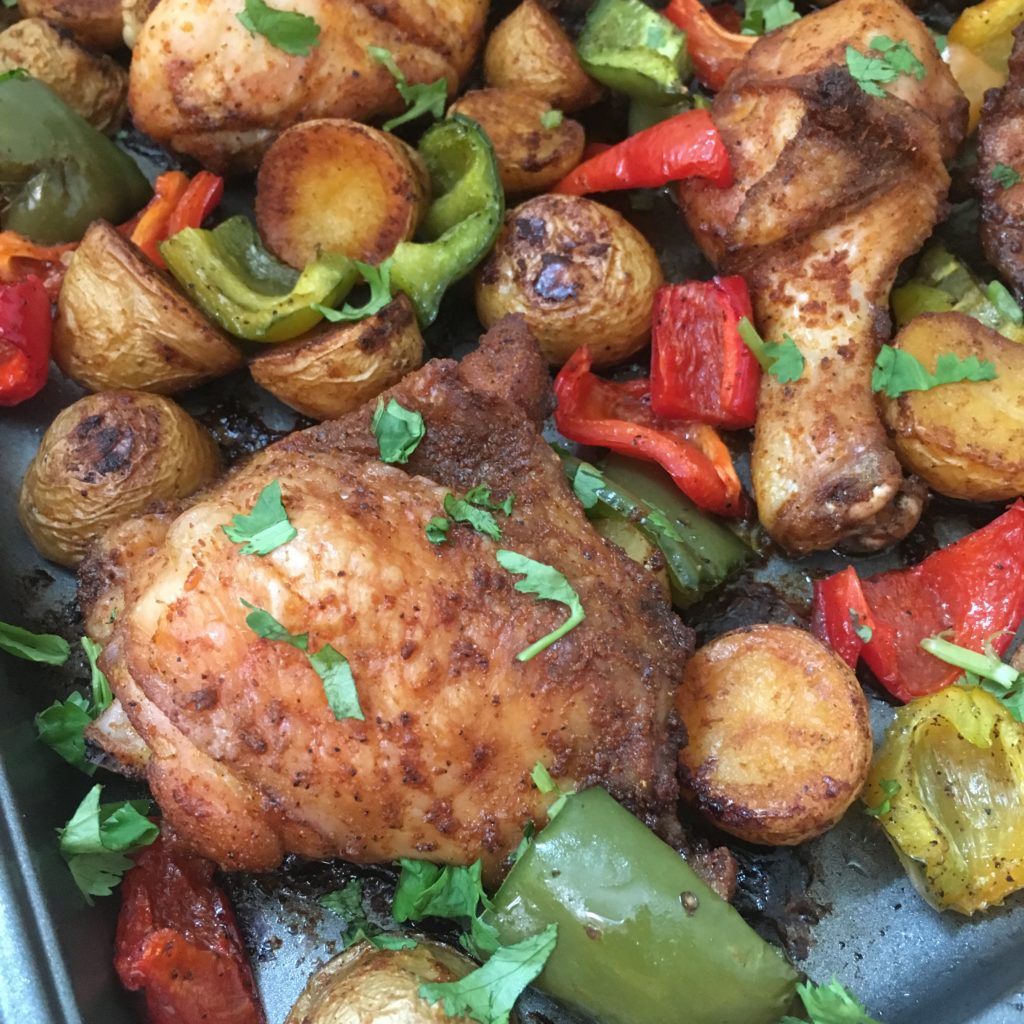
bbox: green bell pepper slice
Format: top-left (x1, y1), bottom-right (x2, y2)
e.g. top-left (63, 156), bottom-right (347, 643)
top-left (0, 73), bottom-right (151, 245)
top-left (577, 0), bottom-right (693, 106)
top-left (489, 788), bottom-right (798, 1024)
top-left (161, 216), bottom-right (358, 343)
top-left (390, 115), bottom-right (504, 326)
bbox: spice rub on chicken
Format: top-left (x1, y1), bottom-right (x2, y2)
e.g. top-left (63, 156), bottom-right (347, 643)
top-left (79, 319), bottom-right (691, 877)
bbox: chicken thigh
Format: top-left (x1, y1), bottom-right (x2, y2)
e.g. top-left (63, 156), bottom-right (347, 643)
top-left (680, 0), bottom-right (967, 554)
top-left (80, 320), bottom-right (691, 877)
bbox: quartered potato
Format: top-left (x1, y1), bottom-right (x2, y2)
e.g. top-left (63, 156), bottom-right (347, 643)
top-left (18, 0), bottom-right (124, 50)
top-left (677, 625), bottom-right (873, 845)
top-left (255, 118), bottom-right (429, 269)
top-left (448, 88), bottom-right (584, 194)
top-left (53, 220), bottom-right (243, 394)
top-left (879, 311), bottom-right (1024, 501)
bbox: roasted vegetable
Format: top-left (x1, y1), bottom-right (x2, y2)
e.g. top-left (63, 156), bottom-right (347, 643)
top-left (663, 0), bottom-right (755, 90)
top-left (18, 390), bottom-right (220, 567)
top-left (18, 0), bottom-right (124, 51)
top-left (879, 312), bottom-right (1024, 501)
top-left (255, 119), bottom-right (428, 270)
top-left (249, 294), bottom-right (424, 420)
top-left (475, 194), bottom-right (662, 367)
top-left (489, 788), bottom-right (798, 1024)
top-left (447, 89), bottom-right (584, 194)
top-left (677, 625), bottom-right (873, 845)
top-left (865, 685), bottom-right (1024, 914)
top-left (483, 0), bottom-right (603, 112)
top-left (0, 74), bottom-right (150, 244)
top-left (0, 274), bottom-right (52, 407)
top-left (54, 220), bottom-right (243, 393)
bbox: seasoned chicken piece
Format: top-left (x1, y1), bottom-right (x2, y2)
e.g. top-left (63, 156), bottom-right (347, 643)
top-left (129, 0), bottom-right (488, 172)
top-left (978, 25), bottom-right (1024, 293)
top-left (680, 0), bottom-right (967, 554)
top-left (79, 319), bottom-right (690, 877)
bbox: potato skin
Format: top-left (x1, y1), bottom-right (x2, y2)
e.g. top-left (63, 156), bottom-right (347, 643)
top-left (18, 390), bottom-right (220, 568)
top-left (484, 0), bottom-right (602, 113)
top-left (475, 194), bottom-right (664, 367)
top-left (54, 220), bottom-right (243, 394)
top-left (17, 0), bottom-right (123, 50)
top-left (676, 624), bottom-right (873, 846)
top-left (255, 118), bottom-right (428, 269)
top-left (879, 311), bottom-right (1024, 501)
top-left (448, 89), bottom-right (584, 194)
top-left (249, 294), bottom-right (424, 420)
top-left (0, 18), bottom-right (127, 132)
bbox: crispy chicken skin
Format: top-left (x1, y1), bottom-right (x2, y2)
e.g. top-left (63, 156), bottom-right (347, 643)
top-left (679, 0), bottom-right (967, 554)
top-left (129, 0), bottom-right (489, 172)
top-left (79, 319), bottom-right (691, 877)
top-left (978, 26), bottom-right (1024, 293)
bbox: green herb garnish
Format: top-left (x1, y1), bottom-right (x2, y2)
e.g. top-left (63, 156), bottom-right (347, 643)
top-left (780, 977), bottom-right (883, 1024)
top-left (314, 258), bottom-right (394, 323)
top-left (368, 46), bottom-right (448, 131)
top-left (992, 163), bottom-right (1022, 189)
top-left (540, 109), bottom-right (564, 129)
top-left (871, 346), bottom-right (997, 398)
top-left (741, 0), bottom-right (799, 35)
top-left (845, 36), bottom-right (925, 98)
top-left (372, 398), bottom-right (425, 465)
top-left (0, 621), bottom-right (70, 665)
top-left (445, 494), bottom-right (503, 541)
top-left (864, 779), bottom-right (901, 818)
top-left (222, 479), bottom-right (297, 555)
top-left (530, 761), bottom-right (569, 819)
top-left (236, 0), bottom-right (321, 56)
top-left (737, 317), bottom-right (805, 383)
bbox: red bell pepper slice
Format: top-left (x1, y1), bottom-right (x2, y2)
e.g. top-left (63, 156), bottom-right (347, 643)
top-left (811, 501), bottom-right (1024, 702)
top-left (115, 832), bottom-right (266, 1024)
top-left (811, 565), bottom-right (877, 671)
top-left (650, 276), bottom-right (761, 429)
top-left (0, 275), bottom-right (52, 407)
top-left (552, 109), bottom-right (733, 195)
top-left (128, 170), bottom-right (224, 269)
top-left (166, 171), bottom-right (227, 238)
top-left (554, 346), bottom-right (746, 516)
top-left (663, 0), bottom-right (756, 91)
top-left (0, 233), bottom-right (76, 301)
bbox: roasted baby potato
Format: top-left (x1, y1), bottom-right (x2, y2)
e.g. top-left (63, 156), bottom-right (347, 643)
top-left (677, 625), bottom-right (873, 846)
top-left (0, 18), bottom-right (127, 132)
top-left (249, 294), bottom-right (424, 420)
top-left (255, 118), bottom-right (429, 269)
top-left (475, 194), bottom-right (663, 367)
top-left (484, 0), bottom-right (603, 112)
top-left (53, 220), bottom-right (244, 394)
top-left (18, 390), bottom-right (220, 568)
top-left (448, 89), bottom-right (584, 194)
top-left (285, 939), bottom-right (484, 1024)
top-left (18, 0), bottom-right (123, 50)
top-left (879, 311), bottom-right (1024, 501)
top-left (121, 0), bottom-right (157, 47)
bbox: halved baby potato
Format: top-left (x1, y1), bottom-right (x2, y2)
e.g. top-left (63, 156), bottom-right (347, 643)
top-left (53, 220), bottom-right (243, 394)
top-left (255, 118), bottom-right (429, 269)
top-left (676, 624), bottom-right (873, 846)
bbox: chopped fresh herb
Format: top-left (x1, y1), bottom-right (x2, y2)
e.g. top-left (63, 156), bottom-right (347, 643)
top-left (530, 761), bottom-right (569, 819)
top-left (737, 317), bottom-right (805, 384)
top-left (419, 924), bottom-right (558, 1024)
top-left (321, 878), bottom-right (417, 950)
top-left (82, 638), bottom-right (113, 714)
top-left (509, 820), bottom-right (537, 865)
top-left (741, 0), bottom-right (799, 35)
top-left (372, 398), bottom-right (425, 465)
top-left (929, 29), bottom-right (947, 54)
top-left (368, 46), bottom-right (448, 131)
top-left (426, 516), bottom-right (451, 544)
top-left (849, 609), bottom-right (873, 644)
top-left (310, 644), bottom-right (364, 721)
top-left (780, 977), bottom-right (883, 1024)
top-left (393, 859), bottom-right (491, 924)
top-left (35, 693), bottom-right (95, 775)
top-left (864, 779), bottom-right (901, 817)
top-left (0, 64), bottom-right (27, 75)
top-left (313, 258), bottom-right (394, 323)
top-left (58, 785), bottom-right (159, 902)
top-left (222, 480), bottom-right (297, 555)
top-left (241, 600), bottom-right (309, 650)
top-left (464, 486), bottom-right (514, 516)
top-left (0, 621), bottom-right (70, 665)
top-left (871, 345), bottom-right (997, 398)
top-left (236, 0), bottom-right (321, 56)
top-left (445, 494), bottom-right (503, 541)
top-left (540, 109), bottom-right (564, 129)
top-left (870, 35), bottom-right (926, 77)
top-left (569, 462), bottom-right (606, 510)
top-left (921, 633), bottom-right (1024, 720)
top-left (845, 36), bottom-right (925, 98)
top-left (986, 280), bottom-right (1024, 325)
top-left (372, 934), bottom-right (418, 950)
top-left (992, 162), bottom-right (1022, 189)
top-left (496, 551), bottom-right (585, 661)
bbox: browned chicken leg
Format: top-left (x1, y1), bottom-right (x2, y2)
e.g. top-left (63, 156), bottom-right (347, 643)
top-left (679, 0), bottom-right (967, 554)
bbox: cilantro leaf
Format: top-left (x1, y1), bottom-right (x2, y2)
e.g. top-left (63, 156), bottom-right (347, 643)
top-left (741, 0), bottom-right (799, 35)
top-left (737, 317), bottom-right (805, 383)
top-left (849, 609), bottom-right (872, 644)
top-left (869, 36), bottom-right (926, 79)
top-left (393, 859), bottom-right (492, 923)
top-left (496, 551), bottom-right (585, 661)
top-left (530, 761), bottom-right (569, 818)
top-left (780, 977), bottom-right (883, 1024)
top-left (871, 345), bottom-right (997, 398)
top-left (445, 494), bottom-right (503, 541)
top-left (509, 821), bottom-right (536, 865)
top-left (314, 258), bottom-right (394, 323)
top-left (66, 850), bottom-right (136, 900)
top-left (986, 280), bottom-right (1024, 325)
top-left (426, 516), bottom-right (450, 544)
top-left (35, 693), bottom-right (95, 775)
top-left (371, 934), bottom-right (418, 949)
top-left (82, 637), bottom-right (112, 714)
top-left (241, 600), bottom-right (309, 650)
top-left (419, 924), bottom-right (558, 1024)
top-left (920, 633), bottom-right (1024, 720)
top-left (320, 879), bottom-right (365, 921)
top-left (845, 37), bottom-right (924, 98)
top-left (864, 778), bottom-right (900, 817)
top-left (368, 46), bottom-right (448, 131)
top-left (310, 644), bottom-right (364, 721)
top-left (372, 398), bottom-right (425, 465)
top-left (992, 162), bottom-right (1022, 189)
top-left (236, 0), bottom-right (321, 56)
top-left (222, 480), bottom-right (297, 555)
top-left (0, 621), bottom-right (70, 665)
top-left (464, 486), bottom-right (514, 516)
top-left (540, 109), bottom-right (564, 129)
top-left (569, 462), bottom-right (606, 510)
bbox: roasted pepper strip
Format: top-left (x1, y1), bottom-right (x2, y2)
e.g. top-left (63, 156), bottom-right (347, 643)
top-left (0, 74), bottom-right (150, 245)
top-left (0, 232), bottom-right (76, 300)
top-left (0, 275), bottom-right (51, 407)
top-left (810, 565), bottom-right (877, 671)
top-left (553, 109), bottom-right (731, 194)
top-left (553, 347), bottom-right (746, 516)
top-left (130, 170), bottom-right (225, 269)
top-left (115, 832), bottom-right (266, 1024)
top-left (812, 501), bottom-right (1024, 701)
top-left (663, 0), bottom-right (756, 91)
top-left (650, 275), bottom-right (760, 428)
top-left (489, 788), bottom-right (798, 1024)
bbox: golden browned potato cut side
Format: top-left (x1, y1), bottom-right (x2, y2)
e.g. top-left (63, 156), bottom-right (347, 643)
top-left (677, 625), bottom-right (873, 845)
top-left (18, 0), bottom-right (123, 50)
